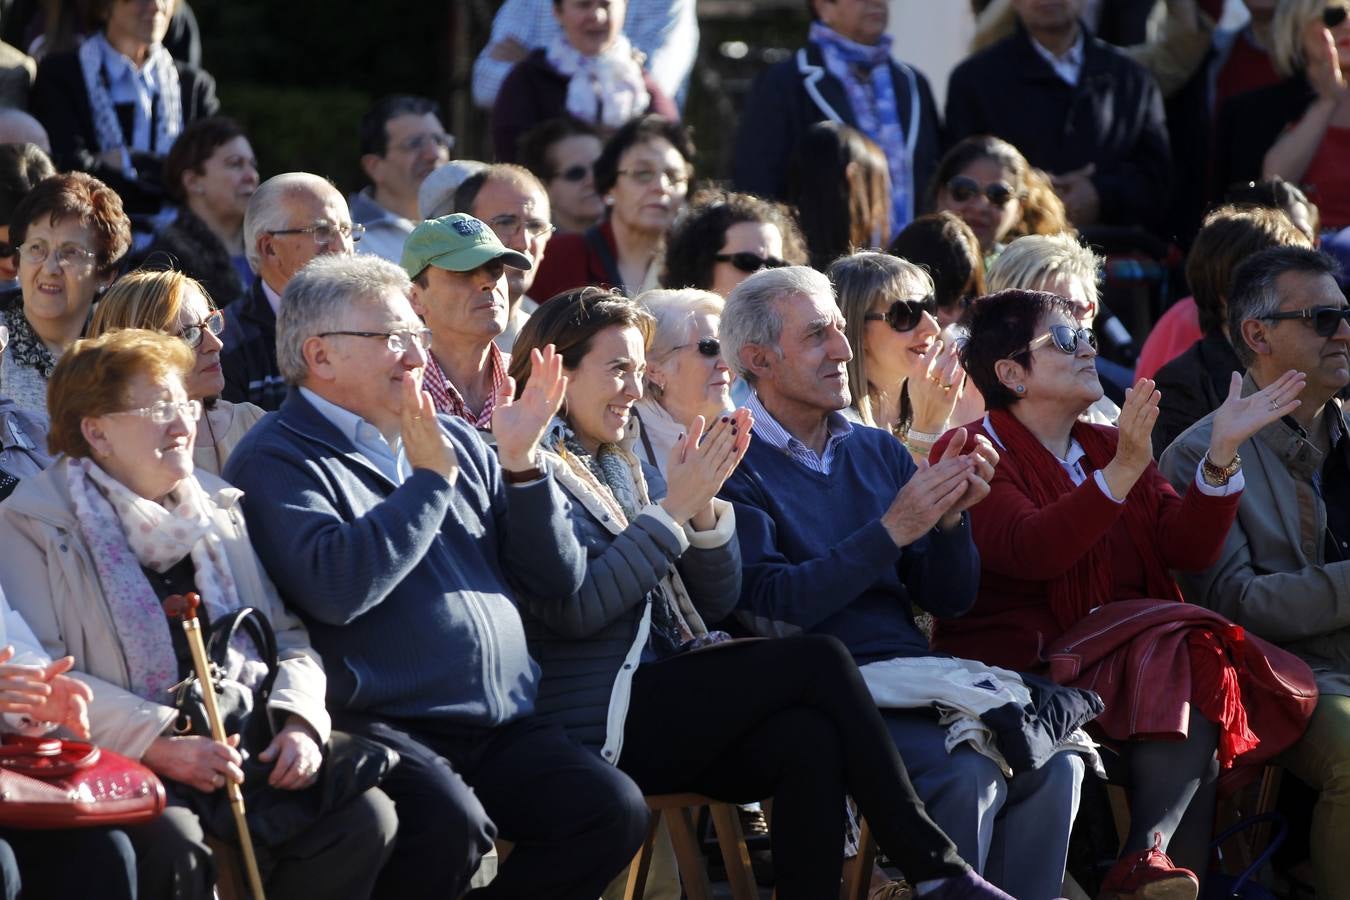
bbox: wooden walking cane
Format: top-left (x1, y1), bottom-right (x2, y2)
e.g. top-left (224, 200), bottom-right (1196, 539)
top-left (167, 592), bottom-right (267, 900)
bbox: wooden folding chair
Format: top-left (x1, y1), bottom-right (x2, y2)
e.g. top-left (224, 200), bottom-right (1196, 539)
top-left (623, 793), bottom-right (759, 900)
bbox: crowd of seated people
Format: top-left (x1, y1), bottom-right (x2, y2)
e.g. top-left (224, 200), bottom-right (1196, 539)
top-left (1, 1), bottom-right (1350, 899)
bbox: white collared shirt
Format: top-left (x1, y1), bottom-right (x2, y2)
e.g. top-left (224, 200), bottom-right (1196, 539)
top-left (299, 386), bottom-right (412, 485)
top-left (95, 33), bottom-right (163, 153)
top-left (1030, 30), bottom-right (1086, 87)
top-left (261, 279), bottom-right (283, 318)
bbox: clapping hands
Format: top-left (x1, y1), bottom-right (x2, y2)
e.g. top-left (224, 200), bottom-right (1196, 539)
top-left (491, 345), bottom-right (568, 472)
top-left (0, 647), bottom-right (93, 739)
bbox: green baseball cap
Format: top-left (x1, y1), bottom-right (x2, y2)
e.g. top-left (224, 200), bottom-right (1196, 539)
top-left (401, 213), bottom-right (532, 278)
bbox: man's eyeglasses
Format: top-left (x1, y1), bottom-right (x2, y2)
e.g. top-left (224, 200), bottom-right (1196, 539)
top-left (179, 310), bottom-right (225, 350)
top-left (1261, 305), bottom-right (1350, 337)
top-left (106, 399), bottom-right (202, 426)
top-left (945, 175), bottom-right (1019, 208)
top-left (864, 295), bottom-right (938, 333)
top-left (618, 168), bottom-right (690, 187)
top-left (669, 338), bottom-right (721, 358)
top-left (714, 252), bottom-right (787, 274)
top-left (555, 164), bottom-right (592, 183)
top-left (1325, 5), bottom-right (1348, 29)
top-left (1018, 324), bottom-right (1097, 356)
top-left (392, 132), bottom-right (454, 155)
top-left (20, 240), bottom-right (97, 271)
top-left (268, 221), bottom-right (365, 246)
top-left (487, 214), bottom-right (555, 240)
top-left (317, 328), bottom-right (433, 354)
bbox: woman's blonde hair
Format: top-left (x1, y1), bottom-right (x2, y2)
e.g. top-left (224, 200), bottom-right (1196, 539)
top-left (987, 233), bottom-right (1103, 308)
top-left (47, 329), bottom-right (195, 459)
top-left (89, 269), bottom-right (213, 338)
top-left (826, 251), bottom-right (934, 428)
top-left (1272, 0), bottom-right (1333, 76)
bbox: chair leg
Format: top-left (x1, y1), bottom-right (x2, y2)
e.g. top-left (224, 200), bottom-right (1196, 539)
top-left (709, 802), bottom-right (759, 900)
top-left (666, 805), bottom-right (714, 900)
top-left (842, 817), bottom-right (877, 900)
top-left (623, 811), bottom-right (663, 900)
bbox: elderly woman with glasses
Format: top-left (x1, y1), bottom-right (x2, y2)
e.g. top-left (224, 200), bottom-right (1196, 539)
top-left (0, 329), bottom-right (396, 900)
top-left (0, 172), bottom-right (132, 418)
top-left (531, 115), bottom-right (694, 302)
top-left (630, 287), bottom-right (737, 473)
top-left (90, 269), bottom-right (264, 476)
top-left (828, 251), bottom-right (970, 465)
top-left (931, 288), bottom-right (1314, 899)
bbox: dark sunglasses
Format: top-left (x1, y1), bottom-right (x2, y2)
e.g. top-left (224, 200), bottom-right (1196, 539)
top-left (946, 175), bottom-right (1018, 208)
top-left (864, 295), bottom-right (938, 333)
top-left (1020, 324), bottom-right (1097, 356)
top-left (714, 252), bottom-right (788, 274)
top-left (671, 337), bottom-right (721, 357)
top-left (0, 241), bottom-right (13, 258)
top-left (1326, 5), bottom-right (1348, 28)
top-left (1261, 305), bottom-right (1350, 337)
top-left (556, 164), bottom-right (592, 183)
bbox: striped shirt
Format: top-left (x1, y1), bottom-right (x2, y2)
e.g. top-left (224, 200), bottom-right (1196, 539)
top-left (746, 391), bottom-right (853, 476)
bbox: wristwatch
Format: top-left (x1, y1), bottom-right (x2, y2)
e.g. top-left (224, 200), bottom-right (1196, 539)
top-left (1201, 451), bottom-right (1241, 487)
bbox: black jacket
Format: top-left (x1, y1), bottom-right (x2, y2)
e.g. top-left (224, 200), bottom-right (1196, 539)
top-left (29, 48), bottom-right (219, 216)
top-left (137, 207), bottom-right (247, 310)
top-left (732, 41), bottom-right (942, 216)
top-left (1213, 74), bottom-right (1315, 199)
top-left (1152, 331), bottom-right (1243, 460)
top-left (220, 279), bottom-right (285, 411)
top-left (944, 23), bottom-right (1171, 233)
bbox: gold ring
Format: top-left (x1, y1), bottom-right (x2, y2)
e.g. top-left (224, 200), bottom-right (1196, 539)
top-left (942, 383), bottom-right (954, 391)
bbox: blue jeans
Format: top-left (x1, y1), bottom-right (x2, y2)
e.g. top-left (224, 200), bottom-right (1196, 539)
top-left (884, 709), bottom-right (1083, 900)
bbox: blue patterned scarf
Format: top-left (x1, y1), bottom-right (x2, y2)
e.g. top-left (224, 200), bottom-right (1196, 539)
top-left (811, 21), bottom-right (915, 237)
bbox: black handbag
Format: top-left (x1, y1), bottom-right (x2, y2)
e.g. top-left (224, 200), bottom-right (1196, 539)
top-left (171, 607), bottom-right (398, 846)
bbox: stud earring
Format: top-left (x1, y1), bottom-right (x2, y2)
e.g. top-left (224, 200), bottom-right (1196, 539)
top-left (1015, 384), bottom-right (1026, 394)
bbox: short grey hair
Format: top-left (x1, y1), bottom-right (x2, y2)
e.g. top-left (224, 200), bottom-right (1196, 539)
top-left (277, 253), bottom-right (412, 384)
top-left (1228, 246), bottom-right (1342, 367)
top-left (987, 233), bottom-right (1102, 307)
top-left (634, 288), bottom-right (725, 358)
top-left (243, 172), bottom-right (338, 273)
top-left (721, 266), bottom-right (833, 383)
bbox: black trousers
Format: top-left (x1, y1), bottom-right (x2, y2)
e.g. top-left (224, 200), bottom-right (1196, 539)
top-left (0, 827), bottom-right (136, 900)
top-left (334, 711), bottom-right (649, 900)
top-left (619, 634), bottom-right (967, 900)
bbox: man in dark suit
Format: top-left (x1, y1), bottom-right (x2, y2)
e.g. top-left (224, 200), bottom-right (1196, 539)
top-left (732, 0), bottom-right (942, 237)
top-left (946, 0), bottom-right (1172, 234)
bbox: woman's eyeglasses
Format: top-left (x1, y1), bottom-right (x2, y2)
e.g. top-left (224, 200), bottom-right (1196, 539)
top-left (556, 164), bottom-right (593, 183)
top-left (1325, 5), bottom-right (1348, 29)
top-left (863, 295), bottom-right (937, 333)
top-left (179, 310), bottom-right (225, 350)
top-left (714, 252), bottom-right (787, 274)
top-left (1261, 305), bottom-right (1350, 337)
top-left (107, 399), bottom-right (203, 426)
top-left (20, 240), bottom-right (97, 271)
top-left (669, 338), bottom-right (721, 358)
top-left (945, 175), bottom-right (1018, 208)
top-left (1020, 324), bottom-right (1097, 356)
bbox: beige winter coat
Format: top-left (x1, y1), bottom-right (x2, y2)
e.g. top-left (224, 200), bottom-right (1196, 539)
top-left (0, 458), bottom-right (331, 759)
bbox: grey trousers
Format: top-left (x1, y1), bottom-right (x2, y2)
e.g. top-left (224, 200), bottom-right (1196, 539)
top-left (883, 710), bottom-right (1083, 900)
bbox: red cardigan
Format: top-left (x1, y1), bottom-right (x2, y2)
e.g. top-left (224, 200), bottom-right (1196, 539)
top-left (530, 221), bottom-right (622, 304)
top-left (932, 419), bottom-right (1242, 672)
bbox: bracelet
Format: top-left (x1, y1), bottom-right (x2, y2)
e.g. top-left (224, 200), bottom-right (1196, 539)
top-left (904, 427), bottom-right (945, 445)
top-left (1200, 451), bottom-right (1241, 487)
top-left (502, 465), bottom-right (545, 484)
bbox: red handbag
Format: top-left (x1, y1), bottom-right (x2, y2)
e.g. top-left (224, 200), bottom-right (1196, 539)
top-left (0, 735), bottom-right (166, 829)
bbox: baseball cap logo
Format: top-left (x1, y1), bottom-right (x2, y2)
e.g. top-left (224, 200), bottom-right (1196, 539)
top-left (453, 218), bottom-right (481, 237)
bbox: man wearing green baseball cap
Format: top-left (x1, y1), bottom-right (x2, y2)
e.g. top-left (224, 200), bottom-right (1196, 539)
top-left (401, 213), bottom-right (531, 429)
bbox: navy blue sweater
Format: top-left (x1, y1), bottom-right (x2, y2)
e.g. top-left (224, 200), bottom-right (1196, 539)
top-left (223, 389), bottom-right (586, 725)
top-left (719, 424), bottom-right (979, 663)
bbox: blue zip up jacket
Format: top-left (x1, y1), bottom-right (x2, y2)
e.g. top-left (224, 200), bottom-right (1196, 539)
top-left (223, 389), bottom-right (586, 725)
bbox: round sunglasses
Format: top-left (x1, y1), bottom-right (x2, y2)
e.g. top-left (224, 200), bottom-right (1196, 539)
top-left (1261, 305), bottom-right (1350, 337)
top-left (715, 252), bottom-right (788, 274)
top-left (556, 163), bottom-right (593, 183)
top-left (1326, 5), bottom-right (1348, 28)
top-left (864, 295), bottom-right (937, 333)
top-left (945, 175), bottom-right (1018, 208)
top-left (1019, 324), bottom-right (1097, 356)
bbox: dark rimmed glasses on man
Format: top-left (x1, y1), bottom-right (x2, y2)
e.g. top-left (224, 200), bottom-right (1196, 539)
top-left (864, 295), bottom-right (938, 333)
top-left (714, 252), bottom-right (787, 274)
top-left (1019, 324), bottom-right (1098, 356)
top-left (1260, 305), bottom-right (1350, 337)
top-left (179, 310), bottom-right (225, 350)
top-left (317, 328), bottom-right (433, 354)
